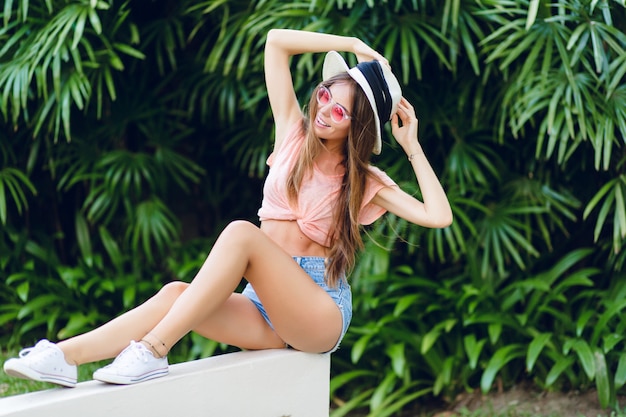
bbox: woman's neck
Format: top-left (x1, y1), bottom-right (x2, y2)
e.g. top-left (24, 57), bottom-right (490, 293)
top-left (316, 142), bottom-right (346, 176)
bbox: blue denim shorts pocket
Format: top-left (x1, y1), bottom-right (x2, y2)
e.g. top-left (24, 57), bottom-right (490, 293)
top-left (241, 256), bottom-right (352, 353)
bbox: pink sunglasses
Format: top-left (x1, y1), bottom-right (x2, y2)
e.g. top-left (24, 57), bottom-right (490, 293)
top-left (316, 86), bottom-right (352, 123)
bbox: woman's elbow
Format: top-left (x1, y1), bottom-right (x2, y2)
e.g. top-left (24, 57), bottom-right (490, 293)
top-left (266, 28), bottom-right (279, 41)
top-left (408, 211), bottom-right (453, 229)
top-left (266, 29), bottom-right (289, 47)
top-left (437, 213), bottom-right (453, 228)
top-left (429, 209), bottom-right (453, 228)
top-left (266, 29), bottom-right (277, 48)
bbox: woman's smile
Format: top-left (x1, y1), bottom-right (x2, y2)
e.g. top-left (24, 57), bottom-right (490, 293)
top-left (315, 115), bottom-right (331, 128)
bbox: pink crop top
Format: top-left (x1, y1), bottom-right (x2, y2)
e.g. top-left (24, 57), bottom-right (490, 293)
top-left (257, 123), bottom-right (398, 247)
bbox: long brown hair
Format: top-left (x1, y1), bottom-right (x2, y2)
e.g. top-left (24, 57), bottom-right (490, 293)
top-left (287, 73), bottom-right (380, 287)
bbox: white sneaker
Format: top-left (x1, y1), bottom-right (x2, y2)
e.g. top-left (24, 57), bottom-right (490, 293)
top-left (3, 339), bottom-right (77, 388)
top-left (93, 340), bottom-right (169, 385)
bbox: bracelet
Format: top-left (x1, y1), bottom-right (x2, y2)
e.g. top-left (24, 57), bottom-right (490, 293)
top-left (148, 332), bottom-right (169, 352)
top-left (141, 332), bottom-right (170, 358)
top-left (141, 338), bottom-right (166, 358)
top-left (408, 153), bottom-right (418, 161)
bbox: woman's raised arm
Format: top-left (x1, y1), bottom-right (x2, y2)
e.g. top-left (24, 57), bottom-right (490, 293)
top-left (372, 97), bottom-right (453, 228)
top-left (264, 29), bottom-right (382, 149)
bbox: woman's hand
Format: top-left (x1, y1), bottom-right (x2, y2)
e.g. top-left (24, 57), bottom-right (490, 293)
top-left (390, 97), bottom-right (420, 155)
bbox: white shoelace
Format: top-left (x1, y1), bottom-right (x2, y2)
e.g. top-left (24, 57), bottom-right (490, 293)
top-left (116, 341), bottom-right (152, 366)
top-left (18, 340), bottom-right (52, 358)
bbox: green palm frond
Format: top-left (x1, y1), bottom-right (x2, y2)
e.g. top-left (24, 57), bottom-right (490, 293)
top-left (0, 167), bottom-right (37, 225)
top-left (79, 150), bottom-right (160, 224)
top-left (567, 12), bottom-right (626, 73)
top-left (99, 150), bottom-right (162, 196)
top-left (425, 194), bottom-right (480, 263)
top-left (128, 197), bottom-right (180, 262)
top-left (441, 0), bottom-right (488, 75)
top-left (444, 131), bottom-right (501, 195)
top-left (141, 6), bottom-right (188, 75)
top-left (482, 2), bottom-right (625, 171)
top-left (474, 199), bottom-right (542, 279)
top-left (514, 179), bottom-right (580, 247)
top-left (584, 173), bottom-right (626, 254)
top-left (154, 147), bottom-right (205, 192)
top-left (196, 1), bottom-right (270, 79)
top-left (379, 12), bottom-right (452, 83)
top-left (0, 1), bottom-right (106, 136)
top-left (0, 0), bottom-right (145, 141)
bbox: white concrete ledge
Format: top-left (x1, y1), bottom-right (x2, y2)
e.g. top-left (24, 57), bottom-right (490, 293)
top-left (0, 349), bottom-right (330, 417)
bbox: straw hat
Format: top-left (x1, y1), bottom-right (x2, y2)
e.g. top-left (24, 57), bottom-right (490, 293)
top-left (322, 51), bottom-right (402, 154)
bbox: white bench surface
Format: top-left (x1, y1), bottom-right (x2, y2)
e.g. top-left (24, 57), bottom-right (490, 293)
top-left (0, 349), bottom-right (330, 417)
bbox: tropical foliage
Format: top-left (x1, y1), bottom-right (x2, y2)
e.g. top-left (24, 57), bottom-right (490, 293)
top-left (1, 0), bottom-right (625, 415)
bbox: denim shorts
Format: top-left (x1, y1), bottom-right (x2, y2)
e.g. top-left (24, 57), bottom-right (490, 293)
top-left (241, 256), bottom-right (352, 353)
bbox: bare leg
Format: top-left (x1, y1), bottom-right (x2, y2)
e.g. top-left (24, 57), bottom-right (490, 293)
top-left (60, 220), bottom-right (342, 364)
top-left (146, 220), bottom-right (342, 354)
top-left (58, 282), bottom-right (185, 365)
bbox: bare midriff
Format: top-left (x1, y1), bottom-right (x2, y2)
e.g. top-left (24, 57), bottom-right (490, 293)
top-left (260, 219), bottom-right (329, 258)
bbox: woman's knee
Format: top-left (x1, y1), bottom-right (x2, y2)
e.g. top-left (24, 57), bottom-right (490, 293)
top-left (219, 220), bottom-right (259, 246)
top-left (223, 220), bottom-right (258, 234)
top-left (156, 281), bottom-right (189, 303)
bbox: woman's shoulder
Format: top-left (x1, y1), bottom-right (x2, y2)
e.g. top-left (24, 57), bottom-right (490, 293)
top-left (366, 164), bottom-right (394, 182)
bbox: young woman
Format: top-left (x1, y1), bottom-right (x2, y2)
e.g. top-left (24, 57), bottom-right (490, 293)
top-left (3, 29), bottom-right (452, 387)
